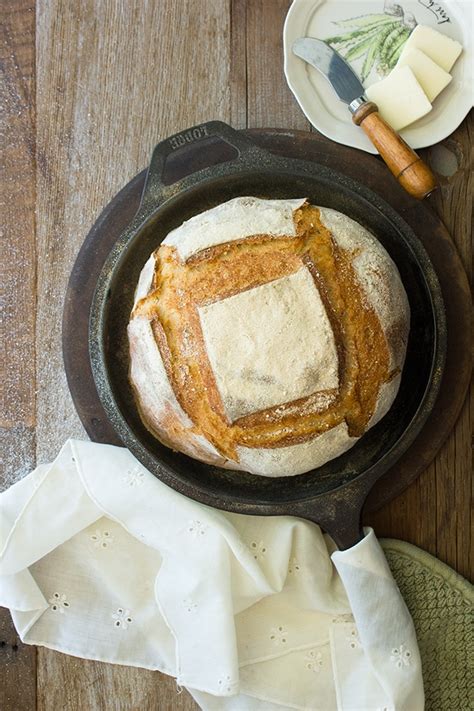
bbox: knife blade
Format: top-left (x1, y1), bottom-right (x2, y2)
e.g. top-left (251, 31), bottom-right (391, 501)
top-left (292, 37), bottom-right (365, 108)
top-left (291, 37), bottom-right (437, 200)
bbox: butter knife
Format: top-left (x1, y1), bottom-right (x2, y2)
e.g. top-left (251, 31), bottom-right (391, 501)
top-left (292, 37), bottom-right (437, 200)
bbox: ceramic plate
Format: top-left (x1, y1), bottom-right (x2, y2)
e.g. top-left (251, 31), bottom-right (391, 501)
top-left (284, 0), bottom-right (473, 153)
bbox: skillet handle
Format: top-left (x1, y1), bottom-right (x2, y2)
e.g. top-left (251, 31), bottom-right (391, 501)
top-left (293, 472), bottom-right (378, 550)
top-left (140, 120), bottom-right (264, 210)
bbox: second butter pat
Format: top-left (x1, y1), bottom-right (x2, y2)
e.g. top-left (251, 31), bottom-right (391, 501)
top-left (401, 25), bottom-right (462, 73)
top-left (365, 65), bottom-right (432, 132)
top-left (397, 47), bottom-right (452, 102)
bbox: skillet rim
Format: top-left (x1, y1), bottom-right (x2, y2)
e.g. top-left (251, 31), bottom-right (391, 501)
top-left (88, 148), bottom-right (446, 516)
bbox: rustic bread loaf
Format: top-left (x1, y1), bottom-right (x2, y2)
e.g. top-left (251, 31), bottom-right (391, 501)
top-left (128, 197), bottom-right (410, 477)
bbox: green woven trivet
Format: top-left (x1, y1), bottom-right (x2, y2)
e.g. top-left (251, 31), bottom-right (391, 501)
top-left (381, 539), bottom-right (473, 711)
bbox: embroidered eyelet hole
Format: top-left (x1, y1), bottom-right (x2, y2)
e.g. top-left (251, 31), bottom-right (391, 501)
top-left (217, 675), bottom-right (234, 693)
top-left (250, 541), bottom-right (268, 560)
top-left (90, 529), bottom-right (114, 548)
top-left (187, 520), bottom-right (208, 537)
top-left (49, 592), bottom-right (70, 613)
top-left (305, 649), bottom-right (323, 672)
top-left (390, 643), bottom-right (412, 668)
top-left (112, 607), bottom-right (133, 629)
top-left (123, 467), bottom-right (145, 487)
top-left (288, 556), bottom-right (302, 575)
top-left (346, 626), bottom-right (361, 649)
top-left (270, 626), bottom-right (288, 645)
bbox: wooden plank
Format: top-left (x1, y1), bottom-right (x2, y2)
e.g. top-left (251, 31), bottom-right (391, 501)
top-left (246, 0), bottom-right (310, 129)
top-left (0, 623), bottom-right (36, 711)
top-left (427, 118), bottom-right (473, 281)
top-left (4, 1), bottom-right (471, 709)
top-left (368, 117), bottom-right (473, 580)
top-left (35, 0), bottom-right (231, 707)
top-left (0, 1), bottom-right (37, 709)
top-left (37, 656), bottom-right (198, 711)
top-left (35, 0), bottom-right (234, 458)
top-left (230, 0), bottom-right (247, 129)
top-left (0, 0), bottom-right (36, 477)
top-left (426, 118), bottom-right (473, 581)
top-left (367, 463), bottom-right (439, 558)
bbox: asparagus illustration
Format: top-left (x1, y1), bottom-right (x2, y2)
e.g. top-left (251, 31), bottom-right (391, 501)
top-left (325, 2), bottom-right (416, 82)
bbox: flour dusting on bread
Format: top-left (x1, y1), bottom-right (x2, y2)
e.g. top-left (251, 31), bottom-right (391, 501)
top-left (128, 197), bottom-right (410, 477)
top-left (164, 197), bottom-right (307, 260)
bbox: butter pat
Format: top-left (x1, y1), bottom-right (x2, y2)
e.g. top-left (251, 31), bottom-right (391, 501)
top-left (366, 65), bottom-right (431, 131)
top-left (397, 47), bottom-right (452, 101)
top-left (402, 25), bottom-right (462, 72)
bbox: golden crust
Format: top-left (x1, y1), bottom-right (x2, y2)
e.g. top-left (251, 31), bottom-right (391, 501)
top-left (130, 204), bottom-right (397, 462)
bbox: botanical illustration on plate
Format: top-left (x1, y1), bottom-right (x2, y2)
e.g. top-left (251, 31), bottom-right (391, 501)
top-left (325, 1), bottom-right (418, 81)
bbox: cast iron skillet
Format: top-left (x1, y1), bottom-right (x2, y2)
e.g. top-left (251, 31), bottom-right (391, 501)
top-left (89, 121), bottom-right (446, 549)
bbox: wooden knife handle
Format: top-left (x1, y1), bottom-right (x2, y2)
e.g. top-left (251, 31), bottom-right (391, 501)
top-left (352, 101), bottom-right (437, 200)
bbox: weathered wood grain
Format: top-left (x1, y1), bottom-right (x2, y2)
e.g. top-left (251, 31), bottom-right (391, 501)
top-left (0, 0), bottom-right (36, 480)
top-left (0, 624), bottom-right (36, 711)
top-left (35, 0), bottom-right (233, 460)
top-left (2, 0), bottom-right (472, 709)
top-left (0, 1), bottom-right (37, 709)
top-left (246, 0), bottom-right (310, 130)
top-left (230, 0), bottom-right (247, 129)
top-left (37, 656), bottom-right (198, 711)
top-left (369, 116), bottom-right (473, 581)
top-left (35, 0), bottom-right (231, 708)
top-left (428, 121), bottom-right (472, 581)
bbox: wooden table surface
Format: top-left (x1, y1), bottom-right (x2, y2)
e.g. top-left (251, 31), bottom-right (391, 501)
top-left (1, 1), bottom-right (471, 709)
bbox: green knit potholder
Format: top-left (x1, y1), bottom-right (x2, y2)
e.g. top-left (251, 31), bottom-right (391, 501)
top-left (381, 539), bottom-right (474, 711)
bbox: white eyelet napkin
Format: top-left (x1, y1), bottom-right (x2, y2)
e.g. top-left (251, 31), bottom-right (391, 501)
top-left (0, 440), bottom-right (423, 710)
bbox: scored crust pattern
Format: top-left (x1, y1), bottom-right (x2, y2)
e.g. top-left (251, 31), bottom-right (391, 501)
top-left (128, 198), bottom-right (410, 477)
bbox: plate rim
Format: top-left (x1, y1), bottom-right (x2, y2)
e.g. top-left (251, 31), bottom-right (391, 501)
top-left (283, 0), bottom-right (473, 153)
